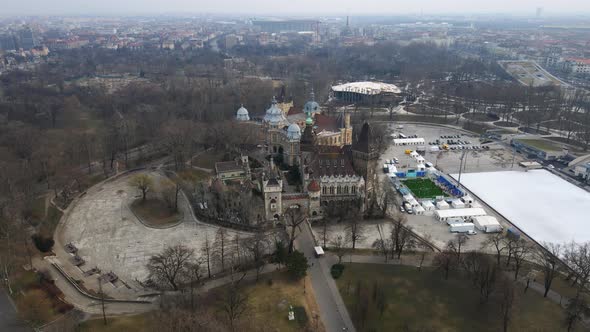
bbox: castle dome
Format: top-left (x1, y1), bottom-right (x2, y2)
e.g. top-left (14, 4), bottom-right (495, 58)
top-left (287, 123), bottom-right (301, 140)
top-left (264, 96), bottom-right (287, 125)
top-left (236, 104), bottom-right (250, 121)
top-left (303, 89), bottom-right (320, 114)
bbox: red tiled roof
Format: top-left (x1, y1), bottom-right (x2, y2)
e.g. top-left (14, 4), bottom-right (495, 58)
top-left (308, 180), bottom-right (320, 192)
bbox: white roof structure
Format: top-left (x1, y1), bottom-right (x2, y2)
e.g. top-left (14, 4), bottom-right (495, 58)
top-left (436, 200), bottom-right (450, 209)
top-left (451, 199), bottom-right (466, 208)
top-left (451, 170), bottom-right (590, 244)
top-left (473, 216), bottom-right (501, 227)
top-left (421, 200), bottom-right (435, 210)
top-left (331, 81), bottom-right (402, 95)
top-left (435, 208), bottom-right (486, 219)
top-left (393, 138), bottom-right (425, 145)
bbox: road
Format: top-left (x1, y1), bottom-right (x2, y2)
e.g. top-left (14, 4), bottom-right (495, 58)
top-left (0, 290), bottom-right (31, 332)
top-left (296, 223), bottom-right (356, 332)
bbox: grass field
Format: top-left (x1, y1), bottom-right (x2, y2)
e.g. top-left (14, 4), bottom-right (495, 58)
top-left (77, 271), bottom-right (320, 332)
top-left (403, 178), bottom-right (445, 199)
top-left (336, 264), bottom-right (573, 332)
top-left (78, 314), bottom-right (149, 332)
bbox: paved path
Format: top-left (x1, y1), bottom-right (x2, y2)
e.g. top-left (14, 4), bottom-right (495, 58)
top-left (0, 290), bottom-right (31, 332)
top-left (296, 224), bottom-right (355, 332)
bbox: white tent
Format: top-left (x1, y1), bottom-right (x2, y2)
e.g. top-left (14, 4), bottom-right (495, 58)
top-left (410, 151), bottom-right (420, 158)
top-left (414, 205), bottom-right (426, 215)
top-left (472, 216), bottom-right (502, 233)
top-left (436, 200), bottom-right (450, 210)
top-left (416, 156), bottom-right (425, 164)
top-left (393, 138), bottom-right (425, 146)
top-left (421, 201), bottom-right (435, 215)
top-left (435, 208), bottom-right (487, 222)
top-left (470, 201), bottom-right (483, 208)
top-left (430, 146), bottom-right (440, 152)
top-left (451, 199), bottom-right (466, 208)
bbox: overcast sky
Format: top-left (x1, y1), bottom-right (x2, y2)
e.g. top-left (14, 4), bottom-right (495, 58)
top-left (3, 0), bottom-right (590, 16)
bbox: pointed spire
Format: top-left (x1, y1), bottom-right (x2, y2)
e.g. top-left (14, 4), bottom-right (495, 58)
top-left (271, 96), bottom-right (277, 105)
top-left (310, 87), bottom-right (315, 102)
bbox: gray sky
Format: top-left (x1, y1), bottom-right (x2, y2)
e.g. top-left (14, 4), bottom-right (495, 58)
top-left (3, 0), bottom-right (590, 16)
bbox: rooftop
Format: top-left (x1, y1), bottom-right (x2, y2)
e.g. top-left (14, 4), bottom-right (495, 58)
top-left (515, 138), bottom-right (562, 152)
top-left (331, 81), bottom-right (402, 95)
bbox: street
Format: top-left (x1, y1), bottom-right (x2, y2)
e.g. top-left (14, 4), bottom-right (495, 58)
top-left (296, 223), bottom-right (356, 332)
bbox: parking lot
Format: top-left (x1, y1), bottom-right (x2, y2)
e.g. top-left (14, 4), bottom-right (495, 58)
top-left (379, 123), bottom-right (529, 251)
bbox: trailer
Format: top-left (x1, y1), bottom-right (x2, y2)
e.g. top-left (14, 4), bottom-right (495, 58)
top-left (449, 222), bottom-right (475, 233)
top-left (314, 246), bottom-right (325, 258)
top-left (472, 216), bottom-right (503, 233)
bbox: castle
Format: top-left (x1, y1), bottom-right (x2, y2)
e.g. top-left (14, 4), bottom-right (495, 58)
top-left (234, 91), bottom-right (378, 221)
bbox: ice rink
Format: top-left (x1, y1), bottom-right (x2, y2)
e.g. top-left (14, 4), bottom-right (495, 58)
top-left (451, 170), bottom-right (590, 245)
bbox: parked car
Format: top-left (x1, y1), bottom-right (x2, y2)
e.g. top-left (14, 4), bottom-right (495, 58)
top-left (467, 230), bottom-right (477, 235)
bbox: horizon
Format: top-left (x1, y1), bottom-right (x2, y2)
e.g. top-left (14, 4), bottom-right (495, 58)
top-left (2, 0), bottom-right (590, 17)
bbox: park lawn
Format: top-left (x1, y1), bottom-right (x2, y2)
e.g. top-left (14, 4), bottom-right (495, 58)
top-left (403, 178), bottom-right (445, 199)
top-left (178, 168), bottom-right (211, 183)
top-left (130, 198), bottom-right (182, 227)
top-left (192, 150), bottom-right (226, 169)
top-left (336, 263), bottom-right (572, 332)
top-left (241, 272), bottom-right (317, 332)
top-left (77, 314), bottom-right (150, 332)
top-left (517, 138), bottom-right (562, 152)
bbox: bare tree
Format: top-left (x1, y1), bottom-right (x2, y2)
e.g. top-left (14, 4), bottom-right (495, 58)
top-left (511, 239), bottom-right (532, 281)
top-left (244, 229), bottom-right (269, 282)
top-left (330, 233), bottom-right (350, 264)
top-left (483, 232), bottom-right (506, 266)
top-left (201, 233), bottom-right (212, 278)
top-left (434, 250), bottom-right (456, 280)
top-left (499, 278), bottom-right (517, 332)
top-left (345, 217), bottom-right (365, 250)
top-left (319, 220), bottom-right (329, 248)
top-left (284, 207), bottom-right (306, 254)
top-left (536, 242), bottom-right (562, 298)
top-left (447, 233), bottom-right (468, 262)
top-left (476, 256), bottom-right (497, 304)
top-left (147, 245), bottom-right (195, 290)
top-left (219, 276), bottom-right (249, 332)
top-left (564, 297), bottom-right (590, 332)
top-left (213, 228), bottom-right (230, 272)
top-left (129, 173), bottom-right (153, 202)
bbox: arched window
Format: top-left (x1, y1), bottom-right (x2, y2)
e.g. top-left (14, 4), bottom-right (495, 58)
top-left (337, 186), bottom-right (342, 195)
top-left (344, 186), bottom-right (349, 194)
top-left (322, 187), bottom-right (327, 195)
top-left (330, 186), bottom-right (334, 195)
top-left (352, 186), bottom-right (357, 194)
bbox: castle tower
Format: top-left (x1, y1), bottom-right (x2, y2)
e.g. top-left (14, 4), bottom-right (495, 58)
top-left (338, 112), bottom-right (353, 145)
top-left (307, 179), bottom-right (321, 218)
top-left (263, 174), bottom-right (283, 221)
top-left (352, 122), bottom-right (378, 191)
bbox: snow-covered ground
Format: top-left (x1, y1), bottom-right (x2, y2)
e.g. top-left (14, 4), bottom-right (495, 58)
top-left (452, 170), bottom-right (590, 245)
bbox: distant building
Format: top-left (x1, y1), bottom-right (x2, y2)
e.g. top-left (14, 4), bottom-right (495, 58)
top-left (252, 20), bottom-right (317, 33)
top-left (511, 137), bottom-right (567, 161)
top-left (564, 58), bottom-right (590, 75)
top-left (0, 34), bottom-right (16, 51)
top-left (18, 27), bottom-right (36, 50)
top-left (215, 155), bottom-right (250, 181)
top-left (331, 81), bottom-right (402, 105)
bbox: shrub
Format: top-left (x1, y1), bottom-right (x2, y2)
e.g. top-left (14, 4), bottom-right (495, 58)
top-left (32, 234), bottom-right (54, 252)
top-left (331, 264), bottom-right (345, 279)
